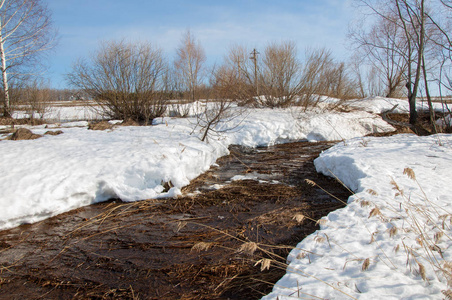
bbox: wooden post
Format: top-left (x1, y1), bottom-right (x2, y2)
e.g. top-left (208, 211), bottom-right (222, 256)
top-left (250, 49), bottom-right (259, 97)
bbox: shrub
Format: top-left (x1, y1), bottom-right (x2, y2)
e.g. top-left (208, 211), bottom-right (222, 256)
top-left (67, 40), bottom-right (168, 124)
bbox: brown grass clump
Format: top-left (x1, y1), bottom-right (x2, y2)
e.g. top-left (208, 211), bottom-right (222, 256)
top-left (8, 128), bottom-right (42, 140)
top-left (442, 289), bottom-right (452, 300)
top-left (403, 167), bottom-right (416, 180)
top-left (418, 262), bottom-right (427, 281)
top-left (88, 121), bottom-right (114, 131)
top-left (368, 207), bottom-right (381, 218)
top-left (434, 232), bottom-right (444, 244)
top-left (389, 226), bottom-right (398, 238)
top-left (119, 119), bottom-right (140, 127)
top-left (305, 179), bottom-right (316, 187)
top-left (314, 235), bottom-right (326, 244)
top-left (237, 242), bottom-right (258, 256)
top-left (0, 117), bottom-right (46, 126)
top-left (254, 258), bottom-right (271, 271)
top-left (293, 214), bottom-right (305, 223)
top-left (366, 189), bottom-right (378, 196)
top-left (390, 177), bottom-right (405, 197)
top-left (362, 258), bottom-right (370, 271)
top-left (44, 130), bottom-right (63, 136)
top-left (360, 200), bottom-right (372, 207)
top-left (191, 242), bottom-right (214, 252)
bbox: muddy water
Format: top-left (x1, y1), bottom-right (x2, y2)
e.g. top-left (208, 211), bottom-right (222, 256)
top-left (0, 141), bottom-right (351, 300)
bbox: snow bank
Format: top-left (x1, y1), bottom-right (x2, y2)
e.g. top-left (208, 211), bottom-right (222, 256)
top-left (223, 108), bottom-right (393, 146)
top-left (263, 134), bottom-right (452, 299)
top-left (349, 96), bottom-right (451, 114)
top-left (0, 106), bottom-right (394, 230)
top-left (13, 105), bottom-right (101, 122)
top-left (0, 121), bottom-right (225, 229)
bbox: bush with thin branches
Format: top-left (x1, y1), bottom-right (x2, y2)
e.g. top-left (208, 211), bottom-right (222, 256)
top-left (67, 40), bottom-right (168, 124)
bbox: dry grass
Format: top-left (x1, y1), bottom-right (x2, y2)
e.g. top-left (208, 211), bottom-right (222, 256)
top-left (8, 128), bottom-right (42, 140)
top-left (368, 206), bottom-right (382, 218)
top-left (191, 242), bottom-right (214, 252)
top-left (87, 121), bottom-right (114, 131)
top-left (255, 258), bottom-right (272, 272)
top-left (362, 258), bottom-right (371, 271)
top-left (237, 242), bottom-right (258, 256)
top-left (443, 289), bottom-right (452, 299)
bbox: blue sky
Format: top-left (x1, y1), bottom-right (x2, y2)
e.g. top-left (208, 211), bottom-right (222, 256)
top-left (45, 0), bottom-right (355, 89)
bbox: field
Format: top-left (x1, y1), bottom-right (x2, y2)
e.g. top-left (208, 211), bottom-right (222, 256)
top-left (0, 97), bottom-right (451, 299)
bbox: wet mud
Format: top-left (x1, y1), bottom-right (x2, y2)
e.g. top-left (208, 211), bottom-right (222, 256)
top-left (0, 141), bottom-right (351, 300)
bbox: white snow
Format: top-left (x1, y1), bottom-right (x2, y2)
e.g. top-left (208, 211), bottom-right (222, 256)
top-left (1, 96), bottom-right (451, 299)
top-left (13, 104), bottom-right (101, 122)
top-left (349, 96), bottom-right (451, 114)
top-left (263, 134), bottom-right (452, 299)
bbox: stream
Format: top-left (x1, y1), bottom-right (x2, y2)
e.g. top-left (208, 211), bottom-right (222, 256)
top-left (0, 141), bottom-right (351, 300)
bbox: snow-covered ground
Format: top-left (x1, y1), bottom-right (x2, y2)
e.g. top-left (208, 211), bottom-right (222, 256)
top-left (263, 133), bottom-right (452, 300)
top-left (1, 96), bottom-right (451, 299)
top-left (348, 96), bottom-right (451, 114)
top-left (13, 104), bottom-right (101, 122)
top-left (0, 104), bottom-right (393, 230)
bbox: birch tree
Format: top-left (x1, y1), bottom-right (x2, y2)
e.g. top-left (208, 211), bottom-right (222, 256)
top-left (0, 0), bottom-right (56, 118)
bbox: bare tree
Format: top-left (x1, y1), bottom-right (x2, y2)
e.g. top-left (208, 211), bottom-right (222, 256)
top-left (21, 78), bottom-right (50, 124)
top-left (259, 41), bottom-right (302, 107)
top-left (296, 48), bottom-right (333, 109)
top-left (164, 66), bottom-right (192, 118)
top-left (396, 0), bottom-right (426, 126)
top-left (218, 44), bottom-right (256, 104)
top-left (0, 0), bottom-right (57, 118)
top-left (195, 65), bottom-right (247, 142)
top-left (350, 55), bottom-right (368, 98)
top-left (297, 48), bottom-right (358, 109)
top-left (425, 0), bottom-right (452, 128)
top-left (174, 30), bottom-right (206, 102)
top-left (253, 44), bottom-right (358, 110)
top-left (352, 0), bottom-right (433, 128)
top-left (67, 40), bottom-right (168, 124)
top-left (350, 12), bottom-right (408, 98)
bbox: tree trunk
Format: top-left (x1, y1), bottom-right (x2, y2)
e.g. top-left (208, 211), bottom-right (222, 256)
top-left (408, 87), bottom-right (417, 125)
top-left (0, 17), bottom-right (10, 118)
top-left (395, 0), bottom-right (426, 128)
top-left (422, 56), bottom-right (436, 132)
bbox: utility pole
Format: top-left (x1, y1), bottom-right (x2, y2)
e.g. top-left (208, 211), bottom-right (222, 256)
top-left (250, 49), bottom-right (259, 97)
